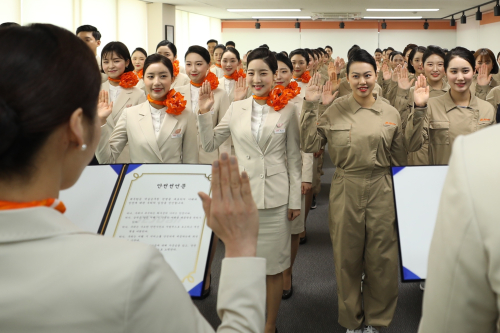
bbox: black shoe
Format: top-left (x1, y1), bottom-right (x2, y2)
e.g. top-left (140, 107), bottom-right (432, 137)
top-left (299, 234), bottom-right (307, 244)
top-left (311, 196), bottom-right (317, 209)
top-left (282, 276), bottom-right (293, 299)
top-left (200, 274), bottom-right (211, 300)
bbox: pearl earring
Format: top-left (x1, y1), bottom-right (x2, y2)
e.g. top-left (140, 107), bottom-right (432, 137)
top-left (81, 144), bottom-right (87, 151)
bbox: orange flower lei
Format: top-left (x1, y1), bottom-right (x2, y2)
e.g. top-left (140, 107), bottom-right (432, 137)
top-left (224, 68), bottom-right (246, 81)
top-left (147, 89), bottom-right (187, 116)
top-left (0, 198), bottom-right (66, 214)
top-left (190, 71), bottom-right (219, 90)
top-left (173, 60), bottom-right (180, 77)
top-left (135, 69), bottom-right (143, 79)
top-left (293, 71), bottom-right (311, 83)
top-left (252, 85), bottom-right (290, 111)
top-left (108, 71), bottom-right (139, 88)
top-left (283, 81), bottom-right (301, 100)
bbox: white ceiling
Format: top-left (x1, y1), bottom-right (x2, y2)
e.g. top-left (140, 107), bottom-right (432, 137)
top-left (144, 0), bottom-right (498, 20)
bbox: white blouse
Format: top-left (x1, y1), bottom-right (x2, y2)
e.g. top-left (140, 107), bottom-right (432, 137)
top-left (224, 78), bottom-right (235, 96)
top-left (251, 99), bottom-right (269, 141)
top-left (109, 84), bottom-right (123, 103)
top-left (190, 84), bottom-right (200, 113)
top-left (149, 104), bottom-right (167, 139)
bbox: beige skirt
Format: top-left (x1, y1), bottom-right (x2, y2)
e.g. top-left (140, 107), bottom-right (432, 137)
top-left (291, 194), bottom-right (306, 235)
top-left (257, 205), bottom-right (291, 275)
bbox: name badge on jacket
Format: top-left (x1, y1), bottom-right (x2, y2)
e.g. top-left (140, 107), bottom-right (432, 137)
top-left (274, 123), bottom-right (285, 134)
top-left (171, 129), bottom-right (182, 138)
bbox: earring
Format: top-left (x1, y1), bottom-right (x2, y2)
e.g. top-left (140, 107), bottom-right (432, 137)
top-left (81, 144), bottom-right (87, 151)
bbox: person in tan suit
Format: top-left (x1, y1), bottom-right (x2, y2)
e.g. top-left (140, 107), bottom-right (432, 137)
top-left (0, 23), bottom-right (266, 333)
top-left (96, 54), bottom-right (198, 164)
top-left (131, 47), bottom-right (147, 92)
top-left (301, 50), bottom-right (407, 333)
top-left (197, 48), bottom-right (302, 333)
top-left (274, 52), bottom-right (314, 299)
top-left (418, 125), bottom-right (500, 333)
top-left (156, 40), bottom-right (190, 89)
top-left (406, 47), bottom-right (495, 165)
top-left (98, 41), bottom-right (147, 164)
top-left (210, 44), bottom-right (226, 79)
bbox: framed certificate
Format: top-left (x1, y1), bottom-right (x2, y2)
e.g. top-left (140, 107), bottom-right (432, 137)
top-left (391, 166), bottom-right (448, 282)
top-left (61, 164), bottom-right (213, 298)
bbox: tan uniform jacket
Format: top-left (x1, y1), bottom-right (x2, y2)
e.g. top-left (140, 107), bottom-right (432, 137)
top-left (176, 84), bottom-right (232, 161)
top-left (338, 78), bottom-right (383, 98)
top-left (179, 65), bottom-right (186, 74)
top-left (418, 126), bottom-right (500, 333)
top-left (405, 91), bottom-right (495, 165)
top-left (290, 95), bottom-right (314, 183)
top-left (0, 207), bottom-right (266, 333)
top-left (470, 75), bottom-right (499, 101)
top-left (96, 101), bottom-right (199, 164)
top-left (171, 73), bottom-right (190, 90)
top-left (486, 85), bottom-right (500, 121)
top-left (300, 95), bottom-right (407, 169)
top-left (198, 97), bottom-right (302, 210)
top-left (210, 66), bottom-right (224, 79)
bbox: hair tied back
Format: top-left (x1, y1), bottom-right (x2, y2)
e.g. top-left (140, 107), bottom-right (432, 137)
top-left (0, 97), bottom-right (20, 156)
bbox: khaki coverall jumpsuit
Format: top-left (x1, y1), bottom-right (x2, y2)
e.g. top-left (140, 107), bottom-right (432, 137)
top-left (301, 95), bottom-right (407, 330)
top-left (405, 91), bottom-right (495, 165)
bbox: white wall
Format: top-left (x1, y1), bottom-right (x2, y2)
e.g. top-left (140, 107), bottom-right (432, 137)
top-left (379, 30), bottom-right (456, 51)
top-left (118, 0), bottom-right (148, 53)
top-left (456, 19), bottom-right (500, 53)
top-left (301, 29), bottom-right (379, 58)
top-left (222, 28), bottom-right (301, 54)
top-left (22, 0), bottom-right (73, 31)
top-left (0, 0), bottom-right (20, 24)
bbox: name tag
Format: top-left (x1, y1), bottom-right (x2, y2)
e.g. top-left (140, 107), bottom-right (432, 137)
top-left (274, 128), bottom-right (285, 134)
top-left (171, 133), bottom-right (183, 139)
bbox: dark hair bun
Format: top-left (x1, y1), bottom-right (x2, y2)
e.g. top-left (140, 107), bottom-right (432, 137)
top-left (0, 98), bottom-right (19, 156)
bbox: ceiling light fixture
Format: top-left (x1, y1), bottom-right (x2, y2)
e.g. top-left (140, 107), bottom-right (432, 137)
top-left (251, 16), bottom-right (311, 19)
top-left (227, 9), bottom-right (301, 12)
top-left (363, 16), bottom-right (423, 19)
top-left (381, 19), bottom-right (387, 29)
top-left (255, 19), bottom-right (260, 29)
top-left (495, 0), bottom-right (500, 16)
top-left (461, 11), bottom-right (467, 24)
top-left (450, 15), bottom-right (456, 26)
top-left (366, 8), bottom-right (439, 12)
top-left (295, 19), bottom-right (300, 29)
top-left (423, 19), bottom-right (429, 29)
top-left (476, 6), bottom-right (482, 20)
top-left (339, 21), bottom-right (345, 29)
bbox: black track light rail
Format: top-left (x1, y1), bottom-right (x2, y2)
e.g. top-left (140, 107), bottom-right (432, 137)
top-left (439, 0), bottom-right (497, 20)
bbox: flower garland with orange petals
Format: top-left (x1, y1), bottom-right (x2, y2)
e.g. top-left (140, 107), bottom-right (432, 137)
top-left (224, 68), bottom-right (246, 81)
top-left (108, 71), bottom-right (139, 88)
top-left (173, 60), bottom-right (180, 77)
top-left (190, 71), bottom-right (219, 90)
top-left (267, 85), bottom-right (290, 111)
top-left (293, 70), bottom-right (311, 83)
top-left (0, 198), bottom-right (66, 214)
top-left (147, 89), bottom-right (187, 116)
top-left (135, 69), bottom-right (143, 79)
top-left (283, 81), bottom-right (301, 100)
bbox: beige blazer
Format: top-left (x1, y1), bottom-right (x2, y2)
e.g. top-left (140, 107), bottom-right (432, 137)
top-left (96, 101), bottom-right (199, 164)
top-left (136, 78), bottom-right (146, 93)
top-left (171, 73), bottom-right (190, 90)
top-left (0, 207), bottom-right (266, 333)
top-left (198, 97), bottom-right (302, 210)
top-left (290, 95), bottom-right (314, 183)
top-left (99, 81), bottom-right (147, 163)
top-left (210, 66), bottom-right (224, 79)
top-left (179, 64), bottom-right (186, 74)
top-left (418, 125), bottom-right (500, 333)
top-left (176, 84), bottom-right (232, 164)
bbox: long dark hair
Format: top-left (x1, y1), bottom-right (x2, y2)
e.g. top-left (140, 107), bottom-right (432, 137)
top-left (408, 46), bottom-right (427, 74)
top-left (185, 45), bottom-right (211, 64)
top-left (0, 24), bottom-right (100, 178)
top-left (101, 41), bottom-right (135, 74)
top-left (445, 47), bottom-right (475, 71)
top-left (346, 49), bottom-right (377, 75)
top-left (143, 54), bottom-right (174, 77)
top-left (247, 47), bottom-right (278, 73)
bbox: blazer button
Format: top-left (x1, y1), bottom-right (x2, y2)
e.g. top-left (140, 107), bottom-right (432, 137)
top-left (246, 155), bottom-right (250, 159)
top-left (260, 155), bottom-right (264, 159)
top-left (260, 174), bottom-right (264, 179)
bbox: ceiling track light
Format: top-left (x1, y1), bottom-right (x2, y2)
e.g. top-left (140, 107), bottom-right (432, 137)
top-left (461, 11), bottom-right (467, 24)
top-left (450, 15), bottom-right (456, 26)
top-left (295, 19), bottom-right (300, 29)
top-left (255, 19), bottom-right (260, 29)
top-left (381, 19), bottom-right (387, 29)
top-left (339, 21), bottom-right (345, 29)
top-left (495, 0), bottom-right (500, 16)
top-left (423, 19), bottom-right (429, 29)
top-left (476, 6), bottom-right (482, 20)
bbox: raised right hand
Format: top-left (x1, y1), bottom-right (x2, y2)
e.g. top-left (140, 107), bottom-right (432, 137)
top-left (305, 73), bottom-right (323, 102)
top-left (398, 64), bottom-right (415, 90)
top-left (321, 80), bottom-right (339, 105)
top-left (97, 90), bottom-right (113, 126)
top-left (413, 74), bottom-right (430, 107)
top-left (382, 63), bottom-right (392, 81)
top-left (234, 76), bottom-right (248, 101)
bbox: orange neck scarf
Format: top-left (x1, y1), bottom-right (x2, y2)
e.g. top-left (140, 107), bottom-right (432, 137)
top-left (252, 85), bottom-right (290, 111)
top-left (108, 71), bottom-right (139, 88)
top-left (215, 63), bottom-right (222, 68)
top-left (147, 89), bottom-right (186, 116)
top-left (0, 198), bottom-right (66, 214)
top-left (224, 68), bottom-right (246, 81)
top-left (293, 71), bottom-right (311, 83)
top-left (284, 81), bottom-right (301, 100)
top-left (173, 60), bottom-right (180, 77)
top-left (190, 71), bottom-right (219, 90)
top-left (135, 69), bottom-right (143, 79)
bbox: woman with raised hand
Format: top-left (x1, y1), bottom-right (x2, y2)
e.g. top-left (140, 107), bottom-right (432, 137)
top-left (156, 40), bottom-right (190, 89)
top-left (219, 47), bottom-right (247, 102)
top-left (0, 23), bottom-right (266, 333)
top-left (470, 48), bottom-right (500, 100)
top-left (274, 52), bottom-right (314, 299)
top-left (301, 49), bottom-right (406, 333)
top-left (406, 47), bottom-right (495, 165)
top-left (210, 44), bottom-right (226, 78)
top-left (197, 47), bottom-right (302, 333)
top-left (96, 54), bottom-right (198, 164)
top-left (131, 47), bottom-right (147, 92)
top-left (289, 48), bottom-right (311, 94)
top-left (176, 45), bottom-right (231, 163)
top-left (98, 41), bottom-right (146, 164)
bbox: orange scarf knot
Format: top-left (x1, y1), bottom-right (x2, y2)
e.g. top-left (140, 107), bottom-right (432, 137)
top-left (147, 89), bottom-right (187, 116)
top-left (215, 63), bottom-right (222, 68)
top-left (284, 81), bottom-right (301, 100)
top-left (253, 85), bottom-right (290, 111)
top-left (293, 71), bottom-right (311, 83)
top-left (0, 198), bottom-right (66, 214)
top-left (135, 69), bottom-right (143, 79)
top-left (108, 71), bottom-right (139, 88)
top-left (190, 71), bottom-right (219, 90)
top-left (224, 68), bottom-right (247, 81)
top-left (173, 60), bottom-right (180, 77)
